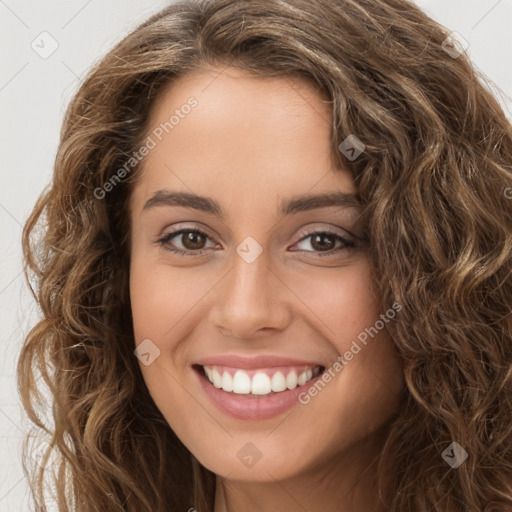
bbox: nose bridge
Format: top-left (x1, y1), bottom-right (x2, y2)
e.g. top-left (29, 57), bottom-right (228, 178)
top-left (226, 237), bottom-right (272, 312)
top-left (209, 240), bottom-right (289, 337)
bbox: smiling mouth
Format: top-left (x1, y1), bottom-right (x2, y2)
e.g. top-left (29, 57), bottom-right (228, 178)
top-left (193, 364), bottom-right (325, 397)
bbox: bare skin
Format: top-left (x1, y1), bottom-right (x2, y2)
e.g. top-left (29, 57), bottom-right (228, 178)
top-left (128, 66), bottom-right (404, 512)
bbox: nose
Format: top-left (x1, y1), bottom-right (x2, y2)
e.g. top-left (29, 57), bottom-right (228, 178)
top-left (208, 248), bottom-right (291, 339)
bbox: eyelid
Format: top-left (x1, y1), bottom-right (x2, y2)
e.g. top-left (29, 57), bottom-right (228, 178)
top-left (293, 222), bottom-right (356, 242)
top-left (159, 222), bottom-right (217, 240)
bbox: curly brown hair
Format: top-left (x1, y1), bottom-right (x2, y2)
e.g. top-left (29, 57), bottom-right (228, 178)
top-left (18, 0), bottom-right (512, 510)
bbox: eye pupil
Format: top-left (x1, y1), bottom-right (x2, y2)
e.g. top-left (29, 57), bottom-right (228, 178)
top-left (311, 233), bottom-right (335, 251)
top-left (183, 231), bottom-right (205, 249)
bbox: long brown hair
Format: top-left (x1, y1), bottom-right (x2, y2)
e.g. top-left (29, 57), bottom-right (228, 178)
top-left (18, 0), bottom-right (512, 510)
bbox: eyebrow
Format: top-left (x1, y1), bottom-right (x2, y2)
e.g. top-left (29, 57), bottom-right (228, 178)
top-left (142, 189), bottom-right (362, 218)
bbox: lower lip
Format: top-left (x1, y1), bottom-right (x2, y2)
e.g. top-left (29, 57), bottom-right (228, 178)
top-left (194, 366), bottom-right (323, 420)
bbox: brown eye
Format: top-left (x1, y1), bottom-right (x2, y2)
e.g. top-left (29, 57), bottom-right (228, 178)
top-left (181, 230), bottom-right (207, 250)
top-left (292, 231), bottom-right (356, 255)
top-left (157, 228), bottom-right (215, 255)
top-left (310, 233), bottom-right (337, 251)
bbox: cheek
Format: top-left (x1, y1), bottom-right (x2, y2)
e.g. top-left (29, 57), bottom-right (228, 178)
top-left (286, 258), bottom-right (381, 340)
top-left (129, 252), bottom-right (215, 343)
top-left (279, 259), bottom-right (403, 423)
top-left (130, 263), bottom-right (169, 342)
top-left (129, 256), bottom-right (207, 435)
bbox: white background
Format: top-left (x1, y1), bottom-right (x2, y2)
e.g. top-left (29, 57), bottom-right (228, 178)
top-left (1, 0), bottom-right (511, 509)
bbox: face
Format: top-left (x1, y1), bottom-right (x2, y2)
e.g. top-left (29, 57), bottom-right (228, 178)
top-left (129, 66), bottom-right (404, 484)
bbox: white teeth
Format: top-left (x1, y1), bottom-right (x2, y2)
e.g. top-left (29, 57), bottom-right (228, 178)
top-left (297, 371), bottom-right (308, 386)
top-left (203, 366), bottom-right (321, 396)
top-left (271, 371), bottom-right (287, 392)
top-left (221, 371), bottom-right (233, 392)
top-left (251, 373), bottom-right (272, 395)
top-left (212, 369), bottom-right (222, 388)
top-left (232, 370), bottom-right (251, 394)
top-left (285, 371), bottom-right (297, 390)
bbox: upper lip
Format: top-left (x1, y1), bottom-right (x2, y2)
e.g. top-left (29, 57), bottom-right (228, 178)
top-left (195, 354), bottom-right (325, 369)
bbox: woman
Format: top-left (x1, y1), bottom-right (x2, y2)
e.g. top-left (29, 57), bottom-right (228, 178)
top-left (18, 0), bottom-right (512, 511)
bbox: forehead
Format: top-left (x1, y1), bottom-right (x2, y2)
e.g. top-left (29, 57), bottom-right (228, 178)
top-left (130, 66), bottom-right (356, 215)
top-left (149, 65), bottom-right (332, 127)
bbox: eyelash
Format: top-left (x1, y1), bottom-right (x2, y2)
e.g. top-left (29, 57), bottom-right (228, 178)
top-left (156, 228), bottom-right (356, 257)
